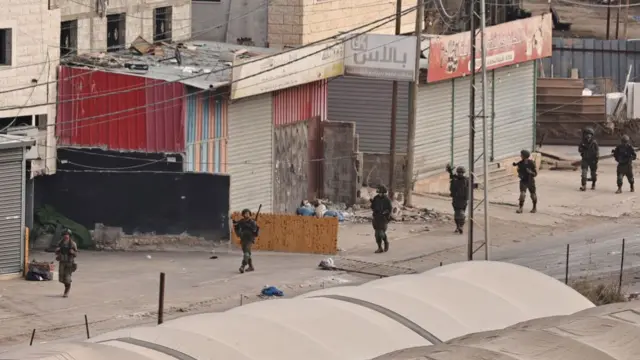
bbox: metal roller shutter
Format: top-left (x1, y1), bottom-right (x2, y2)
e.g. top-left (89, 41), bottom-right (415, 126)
top-left (0, 148), bottom-right (24, 275)
top-left (414, 81), bottom-right (452, 175)
top-left (228, 93), bottom-right (273, 212)
top-left (492, 62), bottom-right (535, 161)
top-left (453, 76), bottom-right (492, 173)
top-left (327, 77), bottom-right (409, 153)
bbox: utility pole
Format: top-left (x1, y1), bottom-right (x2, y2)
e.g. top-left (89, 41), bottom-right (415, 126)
top-left (606, 2), bottom-right (611, 39)
top-left (389, 0), bottom-right (402, 197)
top-left (479, 0), bottom-right (490, 261)
top-left (467, 0), bottom-right (476, 261)
top-left (624, 0), bottom-right (630, 39)
top-left (616, 4), bottom-right (620, 39)
top-left (468, 0), bottom-right (490, 261)
top-left (404, 0), bottom-right (424, 207)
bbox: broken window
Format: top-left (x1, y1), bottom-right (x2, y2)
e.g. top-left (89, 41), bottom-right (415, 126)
top-left (0, 29), bottom-right (12, 66)
top-left (107, 13), bottom-right (126, 52)
top-left (60, 20), bottom-right (78, 57)
top-left (154, 7), bottom-right (172, 42)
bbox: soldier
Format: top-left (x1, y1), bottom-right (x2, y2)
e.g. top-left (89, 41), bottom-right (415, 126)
top-left (612, 134), bottom-right (637, 194)
top-left (513, 149), bottom-right (538, 214)
top-left (55, 229), bottom-right (78, 298)
top-left (234, 209), bottom-right (259, 274)
top-left (446, 164), bottom-right (469, 234)
top-left (370, 185), bottom-right (392, 253)
top-left (579, 127), bottom-right (600, 191)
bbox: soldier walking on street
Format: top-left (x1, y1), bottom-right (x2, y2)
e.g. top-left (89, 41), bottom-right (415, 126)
top-left (55, 229), bottom-right (78, 298)
top-left (579, 127), bottom-right (599, 191)
top-left (514, 150), bottom-right (538, 214)
top-left (612, 134), bottom-right (637, 194)
top-left (446, 164), bottom-right (469, 234)
top-left (234, 209), bottom-right (259, 274)
top-left (371, 185), bottom-right (392, 253)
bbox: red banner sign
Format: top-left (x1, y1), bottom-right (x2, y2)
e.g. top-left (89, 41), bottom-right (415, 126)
top-left (427, 14), bottom-right (552, 83)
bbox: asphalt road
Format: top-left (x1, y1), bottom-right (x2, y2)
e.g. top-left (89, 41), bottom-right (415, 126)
top-left (494, 220), bottom-right (640, 289)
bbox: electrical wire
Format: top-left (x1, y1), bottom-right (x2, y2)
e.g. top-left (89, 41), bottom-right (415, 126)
top-left (5, 0), bottom-right (398, 74)
top-left (0, 4), bottom-right (421, 111)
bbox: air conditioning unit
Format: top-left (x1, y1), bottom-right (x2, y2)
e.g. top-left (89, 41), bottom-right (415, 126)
top-left (5, 126), bottom-right (40, 160)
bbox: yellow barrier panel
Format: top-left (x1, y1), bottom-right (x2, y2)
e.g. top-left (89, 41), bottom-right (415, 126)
top-left (24, 227), bottom-right (29, 277)
top-left (230, 213), bottom-right (338, 255)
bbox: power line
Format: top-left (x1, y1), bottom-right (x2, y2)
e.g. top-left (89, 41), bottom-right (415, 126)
top-left (0, 5), bottom-right (420, 112)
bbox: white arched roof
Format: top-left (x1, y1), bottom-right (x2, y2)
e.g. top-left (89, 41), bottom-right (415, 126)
top-left (0, 261), bottom-right (594, 360)
top-left (373, 300), bottom-right (640, 360)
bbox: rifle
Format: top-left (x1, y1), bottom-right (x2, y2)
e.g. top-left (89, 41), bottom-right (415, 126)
top-left (254, 204), bottom-right (262, 222)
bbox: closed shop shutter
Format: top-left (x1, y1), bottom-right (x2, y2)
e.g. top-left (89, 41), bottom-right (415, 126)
top-left (453, 76), bottom-right (492, 172)
top-left (228, 94), bottom-right (273, 212)
top-left (414, 81), bottom-right (452, 175)
top-left (0, 148), bottom-right (24, 275)
top-left (493, 62), bottom-right (535, 161)
top-left (328, 77), bottom-right (409, 153)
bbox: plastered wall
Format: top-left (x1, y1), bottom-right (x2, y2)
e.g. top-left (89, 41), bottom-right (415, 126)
top-left (231, 213), bottom-right (338, 255)
top-left (60, 0), bottom-right (191, 53)
top-left (267, 0), bottom-right (418, 47)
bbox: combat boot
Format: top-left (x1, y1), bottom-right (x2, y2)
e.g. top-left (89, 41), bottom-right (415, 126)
top-left (616, 186), bottom-right (622, 194)
top-left (63, 284), bottom-right (70, 298)
top-left (631, 183), bottom-right (635, 192)
top-left (591, 181), bottom-right (596, 190)
top-left (239, 260), bottom-right (247, 274)
top-left (383, 240), bottom-right (389, 252)
top-left (246, 259), bottom-right (255, 272)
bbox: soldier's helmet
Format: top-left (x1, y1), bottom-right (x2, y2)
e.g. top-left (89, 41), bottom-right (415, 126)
top-left (241, 208), bottom-right (251, 216)
top-left (456, 166), bottom-right (465, 174)
top-left (583, 127), bottom-right (595, 135)
top-left (62, 229), bottom-right (72, 236)
top-left (622, 134), bottom-right (631, 143)
top-left (377, 185), bottom-right (388, 194)
top-left (520, 149), bottom-right (531, 158)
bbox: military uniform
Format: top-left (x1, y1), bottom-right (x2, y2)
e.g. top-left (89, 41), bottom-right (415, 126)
top-left (55, 230), bottom-right (78, 298)
top-left (446, 165), bottom-right (469, 234)
top-left (514, 150), bottom-right (538, 214)
top-left (578, 127), bottom-right (599, 191)
top-left (370, 186), bottom-right (392, 253)
top-left (613, 135), bottom-right (637, 193)
top-left (234, 209), bottom-right (259, 274)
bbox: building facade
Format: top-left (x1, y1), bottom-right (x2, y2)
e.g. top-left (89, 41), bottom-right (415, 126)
top-left (59, 0), bottom-right (191, 54)
top-left (0, 0), bottom-right (60, 176)
top-left (192, 0), bottom-right (417, 48)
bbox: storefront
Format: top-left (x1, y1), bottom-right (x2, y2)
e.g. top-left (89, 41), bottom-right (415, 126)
top-left (0, 135), bottom-right (34, 276)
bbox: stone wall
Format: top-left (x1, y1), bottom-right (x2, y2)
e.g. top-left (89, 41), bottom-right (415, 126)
top-left (273, 121), bottom-right (309, 213)
top-left (323, 121), bottom-right (360, 206)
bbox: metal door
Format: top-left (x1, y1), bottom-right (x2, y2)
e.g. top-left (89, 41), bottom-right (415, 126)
top-left (0, 148), bottom-right (24, 275)
top-left (328, 77), bottom-right (409, 153)
top-left (414, 81), bottom-right (453, 175)
top-left (228, 93), bottom-right (273, 212)
top-left (492, 62), bottom-right (535, 160)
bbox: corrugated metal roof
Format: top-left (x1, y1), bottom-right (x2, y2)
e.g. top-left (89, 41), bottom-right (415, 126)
top-left (0, 261), bottom-right (595, 360)
top-left (63, 40), bottom-right (279, 90)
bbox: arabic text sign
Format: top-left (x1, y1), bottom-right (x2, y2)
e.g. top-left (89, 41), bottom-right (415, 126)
top-left (230, 41), bottom-right (345, 100)
top-left (427, 14), bottom-right (552, 83)
top-left (344, 34), bottom-right (417, 81)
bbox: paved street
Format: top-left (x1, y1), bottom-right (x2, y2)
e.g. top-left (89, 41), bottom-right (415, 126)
top-left (2, 157), bottom-right (640, 348)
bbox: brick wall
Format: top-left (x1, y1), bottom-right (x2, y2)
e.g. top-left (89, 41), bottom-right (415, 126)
top-left (267, 0), bottom-right (418, 47)
top-left (61, 0), bottom-right (191, 53)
